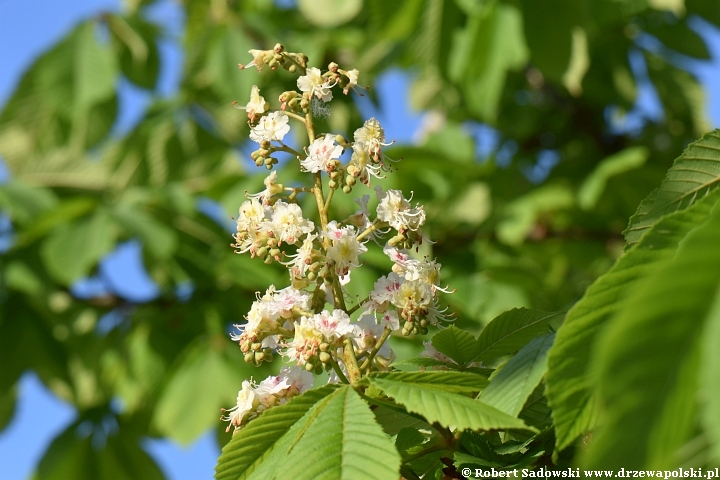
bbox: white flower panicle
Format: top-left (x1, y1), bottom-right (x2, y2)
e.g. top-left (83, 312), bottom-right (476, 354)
top-left (225, 47), bottom-right (454, 432)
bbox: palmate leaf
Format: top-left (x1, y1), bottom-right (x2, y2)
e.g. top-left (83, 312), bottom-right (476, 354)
top-left (369, 377), bottom-right (534, 432)
top-left (431, 325), bottom-right (480, 367)
top-left (624, 129), bottom-right (720, 248)
top-left (480, 333), bottom-right (554, 417)
top-left (215, 385), bottom-right (339, 480)
top-left (584, 188), bottom-right (720, 469)
top-left (475, 308), bottom-right (562, 363)
top-left (364, 371), bottom-right (488, 393)
top-left (547, 188), bottom-right (720, 452)
top-left (240, 386), bottom-right (400, 480)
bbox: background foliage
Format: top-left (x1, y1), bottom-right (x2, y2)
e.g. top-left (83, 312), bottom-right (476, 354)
top-left (1, 0), bottom-right (720, 477)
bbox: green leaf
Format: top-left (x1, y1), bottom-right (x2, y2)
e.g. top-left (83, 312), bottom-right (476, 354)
top-left (578, 146), bottom-right (649, 210)
top-left (365, 371), bottom-right (488, 393)
top-left (0, 383), bottom-right (16, 433)
top-left (448, 3), bottom-right (529, 122)
top-left (154, 341), bottom-right (254, 444)
top-left (36, 421), bottom-right (164, 480)
top-left (624, 129), bottom-right (720, 248)
top-left (0, 181), bottom-right (58, 226)
top-left (108, 14), bottom-right (161, 90)
top-left (73, 22), bottom-right (118, 112)
top-left (215, 385), bottom-right (340, 480)
top-left (369, 377), bottom-right (534, 432)
top-left (390, 357), bottom-right (455, 369)
top-left (431, 325), bottom-right (480, 367)
top-left (111, 204), bottom-right (178, 258)
top-left (373, 405), bottom-right (432, 436)
top-left (476, 308), bottom-right (561, 362)
top-left (40, 210), bottom-right (117, 285)
top-left (702, 283), bottom-right (720, 464)
top-left (583, 190), bottom-right (720, 469)
top-left (547, 188), bottom-right (720, 452)
top-left (241, 386), bottom-right (401, 480)
top-left (298, 0), bottom-right (362, 27)
top-left (480, 333), bottom-right (554, 417)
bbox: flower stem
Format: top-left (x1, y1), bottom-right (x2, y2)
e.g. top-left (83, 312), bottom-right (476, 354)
top-left (356, 221), bottom-right (386, 242)
top-left (360, 327), bottom-right (392, 372)
top-left (342, 338), bottom-right (361, 383)
top-left (330, 357), bottom-right (350, 384)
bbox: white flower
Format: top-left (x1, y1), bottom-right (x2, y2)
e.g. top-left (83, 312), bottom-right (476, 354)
top-left (325, 223), bottom-right (367, 276)
top-left (270, 201), bottom-right (315, 244)
top-left (342, 69), bottom-right (360, 95)
top-left (248, 171), bottom-right (284, 205)
top-left (367, 273), bottom-right (403, 313)
top-left (354, 118), bottom-right (392, 161)
top-left (284, 310), bottom-right (358, 365)
top-left (221, 380), bottom-right (257, 433)
top-left (249, 111), bottom-right (290, 143)
top-left (349, 142), bottom-right (384, 185)
top-left (375, 187), bottom-right (426, 232)
top-left (240, 49), bottom-right (265, 71)
top-left (314, 309), bottom-right (357, 339)
top-left (297, 67), bottom-right (334, 102)
top-left (419, 341), bottom-right (454, 364)
top-left (300, 135), bottom-right (343, 173)
top-left (233, 85), bottom-right (267, 119)
top-left (283, 233), bottom-right (318, 279)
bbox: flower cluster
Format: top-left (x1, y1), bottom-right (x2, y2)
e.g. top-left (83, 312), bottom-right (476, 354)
top-left (222, 46), bottom-right (453, 435)
top-left (221, 367), bottom-right (313, 433)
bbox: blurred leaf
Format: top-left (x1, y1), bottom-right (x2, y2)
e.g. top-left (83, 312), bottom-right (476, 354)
top-left (547, 188), bottom-right (720, 452)
top-left (578, 146), bottom-right (649, 210)
top-left (584, 183), bottom-right (720, 469)
top-left (476, 308), bottom-right (561, 362)
top-left (624, 129), bottom-right (720, 248)
top-left (480, 333), bottom-right (554, 417)
top-left (520, 0), bottom-right (581, 82)
top-left (562, 27), bottom-right (590, 97)
top-left (645, 20), bottom-right (710, 59)
top-left (497, 184), bottom-right (575, 245)
top-left (0, 384), bottom-right (16, 433)
top-left (298, 0), bottom-right (362, 27)
top-left (0, 181), bottom-right (58, 227)
top-left (153, 340), bottom-right (253, 444)
top-left (111, 204), bottom-right (178, 258)
top-left (108, 14), bottom-right (161, 89)
top-left (448, 3), bottom-right (528, 122)
top-left (40, 209), bottom-right (117, 285)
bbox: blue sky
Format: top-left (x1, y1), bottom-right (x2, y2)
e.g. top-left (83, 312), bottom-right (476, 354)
top-left (0, 1), bottom-right (719, 479)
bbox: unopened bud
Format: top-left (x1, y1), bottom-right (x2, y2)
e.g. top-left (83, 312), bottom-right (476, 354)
top-left (305, 362), bottom-right (315, 371)
top-left (319, 352), bottom-right (331, 363)
top-left (319, 342), bottom-right (330, 352)
top-left (255, 157), bottom-right (265, 167)
top-left (328, 179), bottom-right (338, 189)
top-left (255, 351), bottom-right (265, 362)
top-left (289, 64), bottom-right (297, 73)
top-left (252, 342), bottom-right (262, 351)
top-left (346, 176), bottom-right (356, 186)
top-left (244, 352), bottom-right (255, 363)
top-left (342, 185), bottom-right (352, 194)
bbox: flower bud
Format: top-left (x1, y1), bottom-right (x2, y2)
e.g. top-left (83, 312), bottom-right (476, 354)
top-left (342, 185), bottom-right (352, 194)
top-left (252, 342), bottom-right (262, 351)
top-left (319, 342), bottom-right (330, 352)
top-left (319, 352), bottom-right (331, 363)
top-left (255, 351), bottom-right (265, 362)
top-left (289, 64), bottom-right (297, 73)
top-left (244, 352), bottom-right (255, 363)
top-left (345, 175), bottom-right (356, 186)
top-left (255, 157), bottom-right (265, 167)
top-left (328, 179), bottom-right (338, 189)
top-left (305, 362), bottom-right (315, 372)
